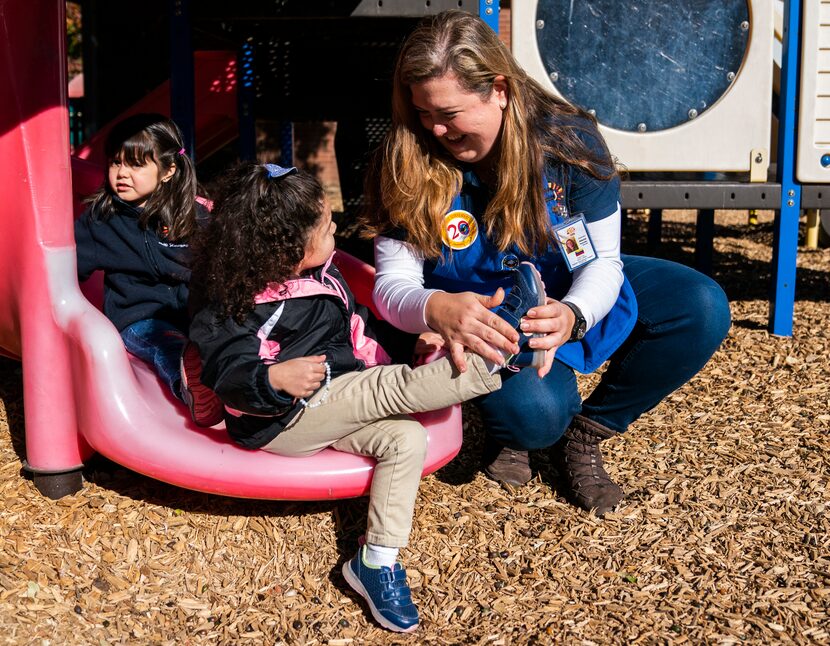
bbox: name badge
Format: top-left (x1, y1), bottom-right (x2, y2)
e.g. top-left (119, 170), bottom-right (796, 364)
top-left (553, 215), bottom-right (597, 272)
top-left (441, 210), bottom-right (479, 250)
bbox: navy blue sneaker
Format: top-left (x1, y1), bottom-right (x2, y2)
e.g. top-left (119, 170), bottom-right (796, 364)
top-left (342, 546), bottom-right (419, 633)
top-left (496, 261), bottom-right (547, 369)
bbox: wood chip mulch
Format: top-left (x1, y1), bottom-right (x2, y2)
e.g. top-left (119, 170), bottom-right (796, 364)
top-left (1, 210), bottom-right (828, 645)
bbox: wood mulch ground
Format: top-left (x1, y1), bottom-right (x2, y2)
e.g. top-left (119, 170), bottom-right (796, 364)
top-left (1, 210), bottom-right (828, 645)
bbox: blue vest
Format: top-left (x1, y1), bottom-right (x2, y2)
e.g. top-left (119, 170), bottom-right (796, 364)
top-left (423, 170), bottom-right (637, 373)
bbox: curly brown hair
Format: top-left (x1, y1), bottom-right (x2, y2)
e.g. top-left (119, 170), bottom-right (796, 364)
top-left (191, 163), bottom-right (325, 323)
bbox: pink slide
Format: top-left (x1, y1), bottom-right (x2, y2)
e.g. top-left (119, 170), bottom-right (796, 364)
top-left (0, 0), bottom-right (462, 500)
top-left (74, 50), bottom-right (240, 166)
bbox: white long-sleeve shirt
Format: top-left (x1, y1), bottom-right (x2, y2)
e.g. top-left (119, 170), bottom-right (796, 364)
top-left (373, 204), bottom-right (624, 333)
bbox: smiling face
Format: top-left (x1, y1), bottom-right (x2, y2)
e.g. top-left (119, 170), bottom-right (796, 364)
top-left (108, 151), bottom-right (175, 207)
top-left (297, 198), bottom-right (336, 273)
top-left (410, 72), bottom-right (507, 169)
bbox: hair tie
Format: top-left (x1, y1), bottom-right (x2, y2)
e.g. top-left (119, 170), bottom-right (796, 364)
top-left (263, 163), bottom-right (297, 179)
top-left (178, 148), bottom-right (186, 155)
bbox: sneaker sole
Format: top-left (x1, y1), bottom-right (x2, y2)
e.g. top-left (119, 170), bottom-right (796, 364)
top-left (341, 562), bottom-right (418, 633)
top-left (180, 345), bottom-right (224, 427)
top-left (180, 383), bottom-right (223, 427)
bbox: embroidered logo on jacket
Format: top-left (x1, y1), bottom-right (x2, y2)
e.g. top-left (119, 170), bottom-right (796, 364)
top-left (547, 181), bottom-right (570, 218)
top-left (441, 210), bottom-right (479, 250)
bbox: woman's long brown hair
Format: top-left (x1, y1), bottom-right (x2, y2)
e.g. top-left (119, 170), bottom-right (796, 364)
top-left (361, 10), bottom-right (617, 259)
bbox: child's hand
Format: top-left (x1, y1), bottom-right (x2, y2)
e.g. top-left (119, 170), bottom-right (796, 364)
top-left (414, 332), bottom-right (446, 356)
top-left (268, 356), bottom-right (327, 399)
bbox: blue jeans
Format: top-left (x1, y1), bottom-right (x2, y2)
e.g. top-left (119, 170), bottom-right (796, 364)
top-left (121, 319), bottom-right (188, 400)
top-left (476, 255), bottom-right (731, 449)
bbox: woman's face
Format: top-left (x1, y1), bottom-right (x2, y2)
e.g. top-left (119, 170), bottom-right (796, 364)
top-left (410, 72), bottom-right (507, 168)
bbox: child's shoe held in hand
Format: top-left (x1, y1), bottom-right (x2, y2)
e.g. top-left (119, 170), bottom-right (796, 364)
top-left (496, 261), bottom-right (547, 369)
top-left (342, 545), bottom-right (419, 633)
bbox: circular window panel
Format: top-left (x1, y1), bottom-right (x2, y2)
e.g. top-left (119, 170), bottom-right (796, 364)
top-left (534, 0), bottom-right (750, 132)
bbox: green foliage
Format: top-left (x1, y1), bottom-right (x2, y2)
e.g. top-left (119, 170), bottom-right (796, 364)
top-left (66, 2), bottom-right (82, 62)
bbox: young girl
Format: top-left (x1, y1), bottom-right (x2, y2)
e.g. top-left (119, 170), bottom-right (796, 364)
top-left (74, 113), bottom-right (222, 426)
top-left (188, 162), bottom-right (544, 633)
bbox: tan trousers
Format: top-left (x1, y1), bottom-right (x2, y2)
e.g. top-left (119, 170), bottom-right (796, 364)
top-left (262, 354), bottom-right (501, 547)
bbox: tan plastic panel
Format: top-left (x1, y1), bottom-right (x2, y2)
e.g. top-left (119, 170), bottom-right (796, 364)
top-left (512, 0), bottom-right (774, 173)
top-left (796, 0), bottom-right (830, 183)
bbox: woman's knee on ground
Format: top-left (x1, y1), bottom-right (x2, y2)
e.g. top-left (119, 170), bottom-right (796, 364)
top-left (480, 397), bottom-right (575, 450)
top-left (507, 414), bottom-right (571, 450)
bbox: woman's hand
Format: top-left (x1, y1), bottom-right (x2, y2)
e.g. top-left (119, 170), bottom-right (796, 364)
top-left (425, 289), bottom-right (521, 373)
top-left (267, 355), bottom-right (327, 399)
top-left (521, 298), bottom-right (576, 378)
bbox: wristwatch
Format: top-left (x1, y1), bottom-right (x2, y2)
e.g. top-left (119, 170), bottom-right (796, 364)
top-left (562, 301), bottom-right (587, 342)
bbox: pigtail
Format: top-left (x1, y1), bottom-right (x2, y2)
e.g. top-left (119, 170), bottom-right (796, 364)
top-left (143, 145), bottom-right (200, 242)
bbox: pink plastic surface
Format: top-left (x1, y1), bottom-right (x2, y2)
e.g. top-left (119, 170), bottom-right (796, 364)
top-left (74, 51), bottom-right (239, 165)
top-left (0, 0), bottom-right (462, 499)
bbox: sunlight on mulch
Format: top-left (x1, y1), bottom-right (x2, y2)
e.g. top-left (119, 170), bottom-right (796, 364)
top-left (1, 210), bottom-right (828, 645)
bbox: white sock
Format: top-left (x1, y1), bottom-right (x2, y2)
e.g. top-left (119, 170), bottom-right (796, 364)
top-left (364, 543), bottom-right (399, 568)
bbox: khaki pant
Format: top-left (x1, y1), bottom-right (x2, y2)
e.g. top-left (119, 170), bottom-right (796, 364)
top-left (262, 354), bottom-right (501, 547)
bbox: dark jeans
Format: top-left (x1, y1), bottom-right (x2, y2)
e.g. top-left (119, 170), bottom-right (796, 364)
top-left (476, 255), bottom-right (732, 449)
top-left (121, 318), bottom-right (188, 401)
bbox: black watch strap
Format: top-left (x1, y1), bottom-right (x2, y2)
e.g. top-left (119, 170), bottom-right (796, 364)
top-left (563, 301), bottom-right (587, 342)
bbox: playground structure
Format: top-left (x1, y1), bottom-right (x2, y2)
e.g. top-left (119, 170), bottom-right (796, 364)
top-left (514, 0), bottom-right (775, 176)
top-left (512, 0), bottom-right (827, 335)
top-left (0, 0), bottom-right (826, 499)
top-left (0, 0), bottom-right (467, 500)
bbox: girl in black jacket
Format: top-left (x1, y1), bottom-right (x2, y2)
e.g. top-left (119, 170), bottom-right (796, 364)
top-left (74, 114), bottom-right (215, 421)
top-left (188, 163), bottom-right (541, 633)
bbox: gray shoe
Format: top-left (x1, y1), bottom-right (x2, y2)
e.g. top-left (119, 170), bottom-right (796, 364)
top-left (484, 446), bottom-right (531, 487)
top-left (552, 415), bottom-right (624, 516)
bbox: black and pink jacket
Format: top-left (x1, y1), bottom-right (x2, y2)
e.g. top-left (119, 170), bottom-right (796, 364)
top-left (189, 253), bottom-right (391, 449)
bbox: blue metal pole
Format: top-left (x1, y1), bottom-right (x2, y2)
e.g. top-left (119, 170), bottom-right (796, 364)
top-left (238, 41), bottom-right (257, 161)
top-left (170, 0), bottom-right (195, 159)
top-left (479, 0), bottom-right (499, 32)
top-left (770, 0), bottom-right (802, 336)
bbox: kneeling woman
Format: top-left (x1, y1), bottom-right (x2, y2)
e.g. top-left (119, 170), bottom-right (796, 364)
top-left (361, 10), bottom-right (731, 515)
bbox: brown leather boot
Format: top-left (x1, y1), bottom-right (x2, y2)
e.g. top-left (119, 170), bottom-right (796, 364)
top-left (483, 445), bottom-right (531, 487)
top-left (552, 415), bottom-right (623, 516)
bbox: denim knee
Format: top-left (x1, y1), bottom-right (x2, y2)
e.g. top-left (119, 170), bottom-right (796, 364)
top-left (628, 256), bottom-right (732, 363)
top-left (691, 276), bottom-right (732, 350)
top-left (120, 318), bottom-right (187, 398)
top-left (475, 365), bottom-right (581, 450)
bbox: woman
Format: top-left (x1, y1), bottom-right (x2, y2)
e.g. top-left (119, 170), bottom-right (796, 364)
top-left (361, 11), bottom-right (731, 516)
